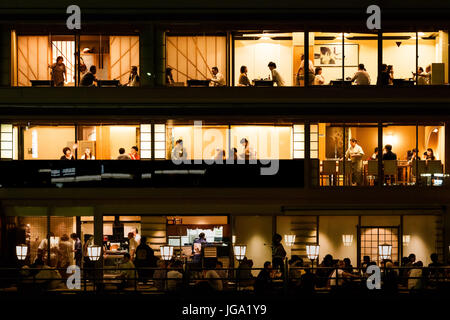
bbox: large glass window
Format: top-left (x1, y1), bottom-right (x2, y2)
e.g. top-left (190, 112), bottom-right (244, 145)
top-left (166, 34), bottom-right (227, 86)
top-left (13, 33), bottom-right (139, 87)
top-left (23, 125), bottom-right (76, 160)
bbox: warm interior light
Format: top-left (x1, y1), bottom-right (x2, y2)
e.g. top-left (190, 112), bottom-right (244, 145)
top-left (16, 245), bottom-right (28, 261)
top-left (433, 128), bottom-right (439, 133)
top-left (342, 234), bottom-right (353, 247)
top-left (306, 244), bottom-right (320, 261)
top-left (87, 245), bottom-right (102, 261)
top-left (378, 243), bottom-right (392, 260)
top-left (383, 133), bottom-right (397, 146)
top-left (232, 235), bottom-right (236, 245)
top-left (403, 235), bottom-right (411, 246)
top-left (284, 234), bottom-right (296, 247)
top-left (234, 245), bottom-right (247, 261)
top-left (160, 245), bottom-right (174, 261)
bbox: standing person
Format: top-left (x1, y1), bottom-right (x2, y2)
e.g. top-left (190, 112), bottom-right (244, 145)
top-left (209, 67), bottom-right (226, 87)
top-left (238, 66), bottom-right (252, 86)
top-left (344, 138), bottom-right (365, 186)
top-left (80, 65), bottom-right (98, 87)
top-left (171, 139), bottom-right (187, 160)
top-left (134, 236), bottom-right (155, 283)
top-left (239, 138), bottom-right (256, 160)
top-left (80, 147), bottom-right (95, 160)
top-left (128, 232), bottom-right (139, 260)
top-left (166, 67), bottom-right (174, 86)
top-left (387, 65), bottom-right (394, 85)
top-left (351, 63), bottom-right (371, 85)
top-left (57, 234), bottom-right (73, 278)
top-left (313, 67), bottom-right (325, 85)
top-left (48, 56), bottom-right (67, 87)
top-left (117, 148), bottom-right (131, 160)
top-left (268, 62), bottom-right (285, 86)
top-left (126, 66), bottom-right (140, 87)
top-left (60, 147), bottom-right (75, 160)
top-left (70, 233), bottom-right (82, 267)
top-left (296, 54), bottom-right (315, 86)
top-left (129, 146), bottom-right (140, 160)
top-left (192, 232), bottom-right (207, 264)
top-left (271, 233), bottom-right (286, 274)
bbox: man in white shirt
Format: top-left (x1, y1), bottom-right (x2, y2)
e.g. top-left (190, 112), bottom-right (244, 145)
top-left (268, 62), bottom-right (285, 86)
top-left (210, 67), bottom-right (226, 87)
top-left (351, 64), bottom-right (371, 85)
top-left (344, 138), bottom-right (365, 186)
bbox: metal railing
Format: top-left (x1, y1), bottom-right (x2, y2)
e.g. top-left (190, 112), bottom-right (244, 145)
top-left (1, 264), bottom-right (449, 295)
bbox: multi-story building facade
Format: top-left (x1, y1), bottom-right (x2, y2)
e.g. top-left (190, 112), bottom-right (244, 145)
top-left (1, 0), bottom-right (450, 285)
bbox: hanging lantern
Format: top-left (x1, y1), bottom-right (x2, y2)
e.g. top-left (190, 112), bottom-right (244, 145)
top-left (378, 243), bottom-right (392, 260)
top-left (284, 234), bottom-right (296, 247)
top-left (87, 245), bottom-right (102, 261)
top-left (233, 245), bottom-right (247, 261)
top-left (306, 244), bottom-right (320, 261)
top-left (160, 245), bottom-right (174, 261)
top-left (16, 245), bottom-right (28, 261)
top-left (402, 235), bottom-right (411, 246)
top-left (342, 234), bottom-right (353, 247)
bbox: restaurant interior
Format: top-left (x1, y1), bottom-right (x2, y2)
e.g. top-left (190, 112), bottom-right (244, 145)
top-left (1, 121), bottom-right (446, 186)
top-left (166, 31), bottom-right (449, 86)
top-left (10, 30), bottom-right (448, 86)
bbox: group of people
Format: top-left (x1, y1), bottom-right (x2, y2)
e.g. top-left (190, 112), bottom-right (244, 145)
top-left (170, 138), bottom-right (257, 161)
top-left (343, 137), bottom-right (438, 186)
top-left (49, 56), bottom-right (140, 87)
top-left (59, 146), bottom-right (140, 160)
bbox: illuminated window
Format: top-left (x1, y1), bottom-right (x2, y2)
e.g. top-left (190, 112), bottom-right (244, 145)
top-left (1, 124), bottom-right (14, 159)
top-left (360, 227), bottom-right (399, 264)
top-left (154, 124), bottom-right (166, 159)
top-left (140, 124), bottom-right (152, 159)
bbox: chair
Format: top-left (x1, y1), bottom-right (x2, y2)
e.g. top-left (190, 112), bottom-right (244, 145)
top-left (338, 160), bottom-right (352, 186)
top-left (411, 160), bottom-right (427, 185)
top-left (383, 160), bottom-right (398, 185)
top-left (367, 160), bottom-right (378, 185)
top-left (426, 160), bottom-right (443, 175)
top-left (321, 160), bottom-right (338, 186)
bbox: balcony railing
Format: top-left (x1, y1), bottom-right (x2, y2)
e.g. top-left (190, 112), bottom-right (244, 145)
top-left (0, 160), bottom-right (304, 188)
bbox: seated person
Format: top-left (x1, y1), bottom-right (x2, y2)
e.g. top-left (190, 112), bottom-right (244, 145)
top-left (328, 260), bottom-right (357, 288)
top-left (118, 253), bottom-right (137, 288)
top-left (382, 144), bottom-right (397, 160)
top-left (209, 67), bottom-right (226, 87)
top-left (80, 66), bottom-right (98, 87)
top-left (313, 67), bottom-right (325, 85)
top-left (369, 147), bottom-right (378, 160)
top-left (424, 148), bottom-right (436, 160)
top-left (254, 261), bottom-right (274, 294)
top-left (126, 66), bottom-right (140, 87)
top-left (167, 260), bottom-right (183, 291)
top-left (117, 148), bottom-right (131, 160)
top-left (351, 64), bottom-right (371, 85)
top-left (238, 66), bottom-right (252, 86)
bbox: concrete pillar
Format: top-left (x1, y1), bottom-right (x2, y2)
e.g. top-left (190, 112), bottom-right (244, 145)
top-left (0, 26), bottom-right (11, 87)
top-left (139, 25), bottom-right (155, 87)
